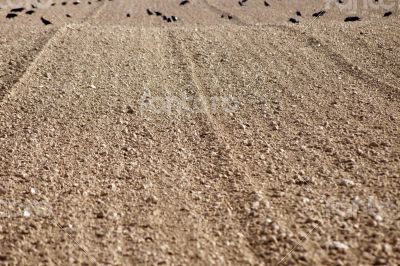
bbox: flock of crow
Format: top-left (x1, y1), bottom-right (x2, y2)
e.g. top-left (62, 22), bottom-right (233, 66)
top-left (3, 0), bottom-right (84, 25)
top-left (1, 0), bottom-right (395, 25)
top-left (146, 9), bottom-right (179, 23)
top-left (287, 8), bottom-right (393, 24)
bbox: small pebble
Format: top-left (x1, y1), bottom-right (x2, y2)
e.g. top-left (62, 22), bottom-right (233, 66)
top-left (23, 210), bottom-right (31, 218)
top-left (251, 201), bottom-right (260, 210)
top-left (329, 241), bottom-right (349, 250)
top-left (146, 195), bottom-right (158, 204)
top-left (339, 179), bottom-right (355, 187)
top-left (373, 214), bottom-right (383, 222)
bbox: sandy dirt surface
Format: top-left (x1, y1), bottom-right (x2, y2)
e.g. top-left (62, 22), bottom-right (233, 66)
top-left (0, 0), bottom-right (399, 265)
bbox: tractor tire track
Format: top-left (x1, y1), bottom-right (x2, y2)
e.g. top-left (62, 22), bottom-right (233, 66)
top-left (0, 26), bottom-right (67, 104)
top-left (274, 25), bottom-right (400, 101)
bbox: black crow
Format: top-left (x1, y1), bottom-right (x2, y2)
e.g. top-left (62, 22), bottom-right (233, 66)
top-left (344, 16), bottom-right (360, 22)
top-left (167, 17), bottom-right (172, 22)
top-left (227, 15), bottom-right (233, 20)
top-left (171, 16), bottom-right (178, 21)
top-left (264, 1), bottom-right (270, 6)
top-left (146, 9), bottom-right (153, 15)
top-left (10, 7), bottom-right (24, 12)
top-left (6, 13), bottom-right (18, 18)
top-left (312, 10), bottom-right (326, 17)
top-left (289, 18), bottom-right (299, 24)
top-left (66, 13), bottom-right (71, 17)
top-left (26, 10), bottom-right (35, 15)
top-left (383, 11), bottom-right (392, 17)
top-left (51, 3), bottom-right (56, 6)
top-left (88, 1), bottom-right (91, 4)
top-left (337, 0), bottom-right (344, 3)
top-left (296, 11), bottom-right (301, 16)
top-left (62, 2), bottom-right (67, 5)
top-left (180, 0), bottom-right (189, 5)
top-left (73, 0), bottom-right (80, 5)
top-left (126, 13), bottom-right (130, 17)
top-left (155, 11), bottom-right (162, 16)
top-left (221, 14), bottom-right (224, 18)
top-left (41, 16), bottom-right (52, 25)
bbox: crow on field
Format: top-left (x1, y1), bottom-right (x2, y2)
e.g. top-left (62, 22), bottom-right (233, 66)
top-left (296, 11), bottom-right (301, 16)
top-left (6, 13), bottom-right (18, 18)
top-left (227, 15), bottom-right (233, 20)
top-left (41, 16), bottom-right (52, 25)
top-left (344, 16), bottom-right (360, 22)
top-left (26, 10), bottom-right (35, 15)
top-left (10, 7), bottom-right (24, 12)
top-left (383, 11), bottom-right (392, 17)
top-left (126, 13), bottom-right (130, 17)
top-left (289, 18), bottom-right (299, 24)
top-left (180, 0), bottom-right (189, 5)
top-left (62, 2), bottom-right (67, 5)
top-left (155, 11), bottom-right (162, 16)
top-left (161, 15), bottom-right (175, 22)
top-left (312, 10), bottom-right (326, 17)
top-left (146, 9), bottom-right (153, 15)
top-left (88, 1), bottom-right (91, 4)
top-left (264, 1), bottom-right (270, 6)
top-left (51, 3), bottom-right (56, 6)
top-left (73, 0), bottom-right (80, 5)
top-left (66, 13), bottom-right (71, 17)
